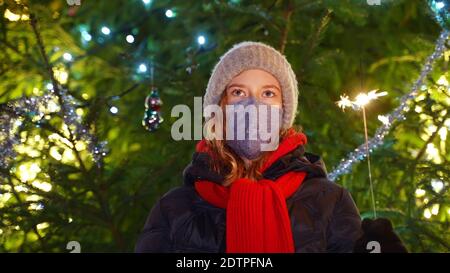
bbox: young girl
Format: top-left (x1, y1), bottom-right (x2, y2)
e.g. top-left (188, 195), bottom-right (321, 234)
top-left (135, 41), bottom-right (362, 253)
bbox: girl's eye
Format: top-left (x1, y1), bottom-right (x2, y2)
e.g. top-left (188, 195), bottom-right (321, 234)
top-left (231, 89), bottom-right (246, 97)
top-left (262, 90), bottom-right (276, 98)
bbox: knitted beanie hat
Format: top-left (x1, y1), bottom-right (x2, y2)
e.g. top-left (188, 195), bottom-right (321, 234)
top-left (204, 41), bottom-right (299, 129)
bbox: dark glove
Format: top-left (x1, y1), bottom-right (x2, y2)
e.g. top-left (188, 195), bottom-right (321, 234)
top-left (353, 218), bottom-right (408, 253)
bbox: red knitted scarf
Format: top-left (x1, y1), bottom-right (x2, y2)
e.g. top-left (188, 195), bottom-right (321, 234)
top-left (194, 129), bottom-right (307, 253)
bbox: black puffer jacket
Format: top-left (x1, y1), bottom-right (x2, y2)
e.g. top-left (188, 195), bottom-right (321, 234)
top-left (135, 145), bottom-right (363, 253)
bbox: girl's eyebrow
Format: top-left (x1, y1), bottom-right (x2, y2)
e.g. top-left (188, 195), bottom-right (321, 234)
top-left (227, 83), bottom-right (247, 89)
top-left (262, 84), bottom-right (281, 91)
top-left (227, 83), bottom-right (281, 91)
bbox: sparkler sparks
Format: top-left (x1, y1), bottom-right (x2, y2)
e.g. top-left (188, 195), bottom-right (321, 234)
top-left (336, 90), bottom-right (388, 110)
top-left (335, 89), bottom-right (388, 219)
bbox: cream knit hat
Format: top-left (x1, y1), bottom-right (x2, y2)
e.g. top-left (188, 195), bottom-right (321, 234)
top-left (204, 41), bottom-right (299, 129)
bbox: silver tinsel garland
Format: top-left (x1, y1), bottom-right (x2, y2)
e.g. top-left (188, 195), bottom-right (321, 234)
top-left (329, 30), bottom-right (450, 181)
top-left (0, 94), bottom-right (52, 169)
top-left (0, 87), bottom-right (108, 170)
top-left (0, 15), bottom-right (109, 173)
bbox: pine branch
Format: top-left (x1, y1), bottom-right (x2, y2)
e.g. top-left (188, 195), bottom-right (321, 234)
top-left (28, 13), bottom-right (126, 250)
top-left (29, 15), bottom-right (63, 105)
top-left (279, 0), bottom-right (294, 54)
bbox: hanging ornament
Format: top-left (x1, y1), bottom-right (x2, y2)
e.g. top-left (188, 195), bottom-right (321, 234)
top-left (142, 87), bottom-right (163, 132)
top-left (428, 0), bottom-right (450, 30)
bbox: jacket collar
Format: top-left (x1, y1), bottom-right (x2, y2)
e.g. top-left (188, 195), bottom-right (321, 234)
top-left (183, 133), bottom-right (328, 187)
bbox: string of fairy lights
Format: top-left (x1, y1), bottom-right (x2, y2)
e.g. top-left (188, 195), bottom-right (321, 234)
top-left (0, 0), bottom-right (215, 171)
top-left (1, 0), bottom-right (449, 190)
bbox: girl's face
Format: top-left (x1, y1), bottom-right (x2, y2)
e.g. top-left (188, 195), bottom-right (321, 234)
top-left (225, 69), bottom-right (282, 106)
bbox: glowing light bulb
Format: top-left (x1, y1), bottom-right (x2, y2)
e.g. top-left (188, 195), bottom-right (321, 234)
top-left (63, 52), bottom-right (73, 61)
top-left (165, 9), bottom-right (174, 18)
top-left (81, 30), bottom-right (92, 41)
top-left (101, 26), bottom-right (111, 35)
top-left (126, 34), bottom-right (135, 43)
top-left (138, 63), bottom-right (147, 73)
top-left (436, 1), bottom-right (445, 9)
top-left (110, 106), bottom-right (119, 114)
top-left (197, 35), bottom-right (206, 45)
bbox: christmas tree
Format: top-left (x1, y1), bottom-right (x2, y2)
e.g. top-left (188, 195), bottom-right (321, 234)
top-left (0, 0), bottom-right (448, 252)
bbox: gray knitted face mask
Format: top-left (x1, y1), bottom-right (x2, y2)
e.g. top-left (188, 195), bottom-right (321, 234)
top-left (225, 97), bottom-right (283, 160)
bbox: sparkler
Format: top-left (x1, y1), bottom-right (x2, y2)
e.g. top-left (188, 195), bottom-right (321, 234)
top-left (336, 89), bottom-right (388, 218)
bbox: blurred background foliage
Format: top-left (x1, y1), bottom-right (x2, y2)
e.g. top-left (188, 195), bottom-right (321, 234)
top-left (0, 0), bottom-right (448, 252)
